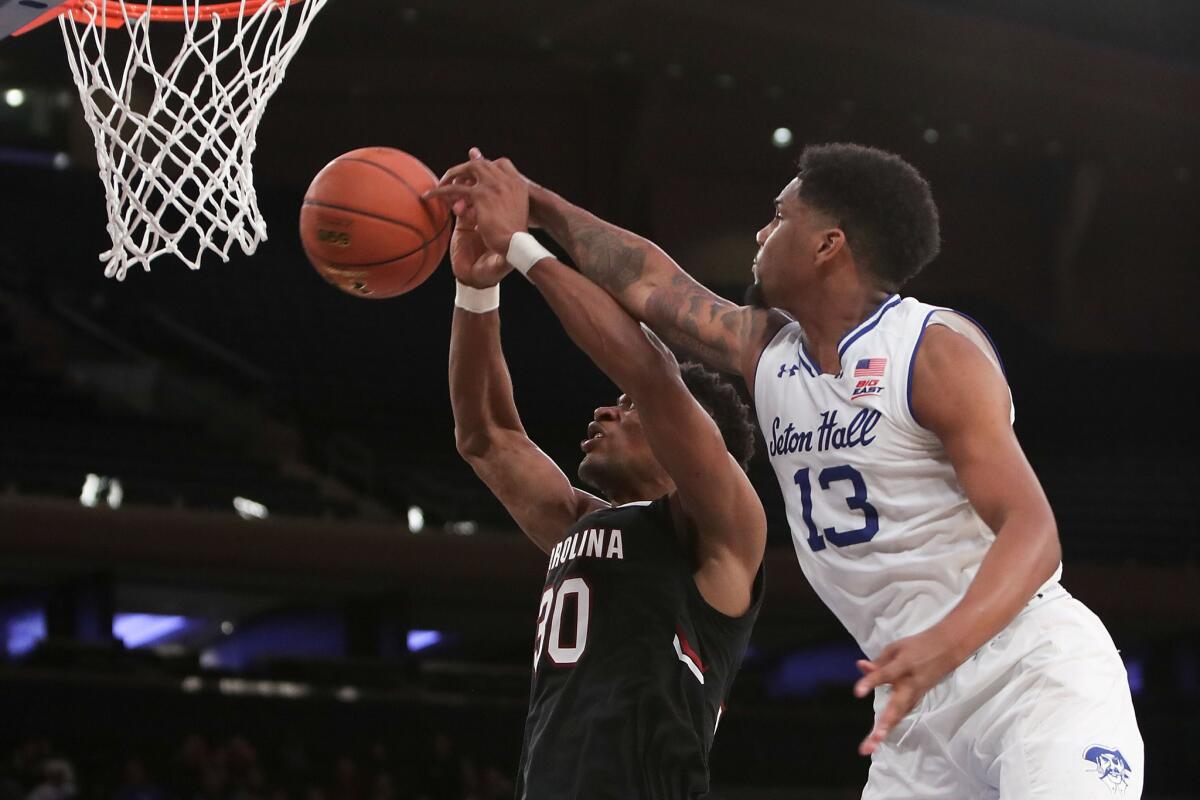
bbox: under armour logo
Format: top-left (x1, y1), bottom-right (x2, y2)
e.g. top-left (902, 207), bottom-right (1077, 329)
top-left (777, 363), bottom-right (800, 378)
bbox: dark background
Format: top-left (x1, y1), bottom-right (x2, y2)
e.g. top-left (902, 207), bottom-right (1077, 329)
top-left (0, 1), bottom-right (1197, 798)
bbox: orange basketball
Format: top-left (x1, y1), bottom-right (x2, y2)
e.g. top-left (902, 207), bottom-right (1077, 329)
top-left (299, 147), bottom-right (451, 299)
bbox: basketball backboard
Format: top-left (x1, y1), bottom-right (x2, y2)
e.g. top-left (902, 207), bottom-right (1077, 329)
top-left (0, 0), bottom-right (67, 39)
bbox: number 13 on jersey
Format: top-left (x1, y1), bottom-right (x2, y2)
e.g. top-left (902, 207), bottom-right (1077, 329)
top-left (794, 465), bottom-right (880, 551)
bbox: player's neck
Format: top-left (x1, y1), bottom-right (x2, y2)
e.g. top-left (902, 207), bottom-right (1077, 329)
top-left (788, 286), bottom-right (893, 375)
top-left (606, 473), bottom-right (675, 507)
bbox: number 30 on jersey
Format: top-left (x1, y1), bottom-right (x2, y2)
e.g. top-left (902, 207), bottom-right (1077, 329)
top-left (534, 578), bottom-right (591, 670)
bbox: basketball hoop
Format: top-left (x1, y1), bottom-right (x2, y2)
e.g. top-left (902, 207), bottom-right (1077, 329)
top-left (19, 0), bottom-right (328, 280)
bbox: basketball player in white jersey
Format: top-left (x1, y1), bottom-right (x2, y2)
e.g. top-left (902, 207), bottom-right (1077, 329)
top-left (429, 144), bottom-right (1144, 798)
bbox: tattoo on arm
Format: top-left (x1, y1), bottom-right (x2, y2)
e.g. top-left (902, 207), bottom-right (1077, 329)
top-left (534, 201), bottom-right (648, 292)
top-left (572, 222), bottom-right (647, 292)
top-left (643, 283), bottom-right (745, 373)
top-left (536, 195), bottom-right (773, 375)
top-left (649, 323), bottom-right (737, 373)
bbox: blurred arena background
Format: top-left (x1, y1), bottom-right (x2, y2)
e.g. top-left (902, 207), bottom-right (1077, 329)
top-left (0, 1), bottom-right (1197, 798)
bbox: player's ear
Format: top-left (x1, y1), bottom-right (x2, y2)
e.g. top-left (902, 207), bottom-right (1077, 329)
top-left (814, 227), bottom-right (846, 265)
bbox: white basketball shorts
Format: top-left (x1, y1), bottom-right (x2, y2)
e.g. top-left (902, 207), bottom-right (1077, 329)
top-left (861, 586), bottom-right (1144, 799)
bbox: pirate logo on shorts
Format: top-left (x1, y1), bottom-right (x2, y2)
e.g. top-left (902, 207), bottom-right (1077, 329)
top-left (1082, 745), bottom-right (1132, 794)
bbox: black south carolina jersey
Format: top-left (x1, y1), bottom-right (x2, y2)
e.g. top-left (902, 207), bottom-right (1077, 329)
top-left (516, 496), bottom-right (763, 800)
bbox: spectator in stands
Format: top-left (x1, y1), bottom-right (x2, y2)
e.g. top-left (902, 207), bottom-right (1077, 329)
top-left (25, 758), bottom-right (75, 800)
top-left (459, 764), bottom-right (511, 800)
top-left (230, 765), bottom-right (266, 800)
top-left (112, 758), bottom-right (165, 800)
top-left (362, 744), bottom-right (400, 800)
top-left (416, 735), bottom-right (461, 800)
top-left (195, 763), bottom-right (231, 800)
top-left (0, 742), bottom-right (30, 800)
top-left (224, 737), bottom-right (263, 800)
top-left (365, 772), bottom-right (393, 800)
top-left (0, 768), bottom-right (17, 800)
top-left (167, 735), bottom-right (210, 800)
top-left (0, 732), bottom-right (522, 800)
top-left (274, 740), bottom-right (311, 800)
top-left (327, 757), bottom-right (362, 800)
top-left (3, 740), bottom-right (52, 800)
top-left (225, 738), bottom-right (257, 779)
top-left (477, 767), bottom-right (512, 800)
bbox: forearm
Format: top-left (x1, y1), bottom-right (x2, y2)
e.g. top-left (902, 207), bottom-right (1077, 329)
top-left (644, 319), bottom-right (744, 369)
top-left (532, 184), bottom-right (664, 305)
top-left (526, 258), bottom-right (671, 397)
top-left (449, 308), bottom-right (525, 456)
top-left (936, 514), bottom-right (1061, 663)
top-left (531, 186), bottom-right (749, 373)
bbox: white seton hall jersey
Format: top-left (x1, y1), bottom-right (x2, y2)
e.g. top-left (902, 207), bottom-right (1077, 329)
top-left (754, 294), bottom-right (1061, 659)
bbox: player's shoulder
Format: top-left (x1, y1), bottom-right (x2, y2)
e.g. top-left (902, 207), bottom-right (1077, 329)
top-left (910, 318), bottom-right (1013, 431)
top-left (860, 296), bottom-right (1002, 363)
top-left (859, 295), bottom-right (1011, 425)
top-left (914, 321), bottom-right (987, 367)
top-left (905, 301), bottom-right (1008, 381)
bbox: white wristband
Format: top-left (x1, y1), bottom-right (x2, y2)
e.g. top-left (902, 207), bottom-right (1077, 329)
top-left (506, 231), bottom-right (554, 277)
top-left (454, 281), bottom-right (500, 313)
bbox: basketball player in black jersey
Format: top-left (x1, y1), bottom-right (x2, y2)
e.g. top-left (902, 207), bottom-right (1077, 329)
top-left (445, 164), bottom-right (767, 799)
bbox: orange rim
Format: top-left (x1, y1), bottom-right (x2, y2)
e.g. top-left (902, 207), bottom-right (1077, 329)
top-left (15, 0), bottom-right (307, 35)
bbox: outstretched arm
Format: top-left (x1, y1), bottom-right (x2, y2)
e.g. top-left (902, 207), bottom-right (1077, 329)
top-left (430, 151), bottom-right (788, 389)
top-left (448, 223), bottom-right (604, 553)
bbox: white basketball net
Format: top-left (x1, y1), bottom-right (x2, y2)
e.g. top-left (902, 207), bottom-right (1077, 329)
top-left (57, 0), bottom-right (328, 280)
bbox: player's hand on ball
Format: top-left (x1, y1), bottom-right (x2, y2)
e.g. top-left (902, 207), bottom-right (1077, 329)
top-left (450, 217), bottom-right (509, 289)
top-left (427, 148), bottom-right (531, 255)
top-left (852, 625), bottom-right (962, 756)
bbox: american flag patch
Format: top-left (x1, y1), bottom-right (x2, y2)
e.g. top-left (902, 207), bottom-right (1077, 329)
top-left (853, 358), bottom-right (887, 377)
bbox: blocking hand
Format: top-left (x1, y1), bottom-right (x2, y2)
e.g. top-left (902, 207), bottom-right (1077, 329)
top-left (427, 147), bottom-right (532, 257)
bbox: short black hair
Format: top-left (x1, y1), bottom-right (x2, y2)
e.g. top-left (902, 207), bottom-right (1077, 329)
top-left (679, 362), bottom-right (756, 472)
top-left (796, 143), bottom-right (941, 290)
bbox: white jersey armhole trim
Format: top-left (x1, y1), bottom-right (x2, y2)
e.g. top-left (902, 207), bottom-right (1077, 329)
top-left (906, 309), bottom-right (1015, 430)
